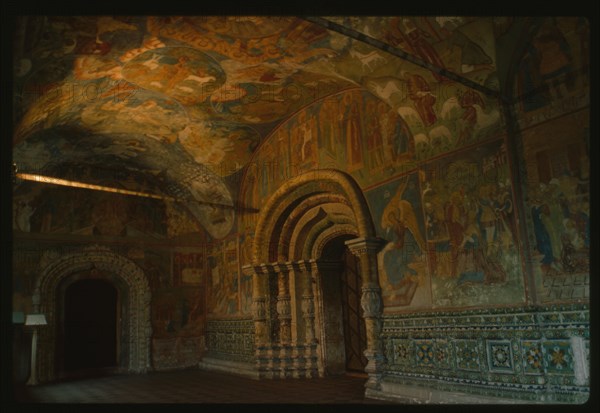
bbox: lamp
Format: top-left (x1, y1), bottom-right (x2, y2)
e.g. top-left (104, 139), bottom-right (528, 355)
top-left (25, 314), bottom-right (47, 326)
top-left (25, 313), bottom-right (47, 385)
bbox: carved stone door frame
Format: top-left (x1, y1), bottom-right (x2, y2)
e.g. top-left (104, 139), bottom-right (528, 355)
top-left (30, 245), bottom-right (152, 384)
top-left (246, 169), bottom-right (387, 390)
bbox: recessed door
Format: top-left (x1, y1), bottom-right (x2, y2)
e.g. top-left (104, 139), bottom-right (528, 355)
top-left (64, 279), bottom-right (117, 372)
top-left (340, 249), bottom-right (368, 372)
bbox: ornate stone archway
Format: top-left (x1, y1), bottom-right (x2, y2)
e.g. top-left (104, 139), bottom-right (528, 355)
top-left (244, 169), bottom-right (386, 390)
top-left (31, 245), bottom-right (152, 384)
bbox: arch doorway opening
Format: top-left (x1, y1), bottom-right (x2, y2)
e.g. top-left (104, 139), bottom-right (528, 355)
top-left (63, 279), bottom-right (118, 376)
top-left (319, 235), bottom-right (368, 376)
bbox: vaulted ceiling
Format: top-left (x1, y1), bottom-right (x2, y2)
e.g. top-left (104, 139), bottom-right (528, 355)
top-left (12, 16), bottom-right (528, 239)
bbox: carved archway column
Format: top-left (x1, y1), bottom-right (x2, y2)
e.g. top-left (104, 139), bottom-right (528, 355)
top-left (345, 237), bottom-right (387, 390)
top-left (275, 264), bottom-right (292, 345)
top-left (294, 260), bottom-right (318, 377)
top-left (242, 264), bottom-right (271, 375)
top-left (283, 262), bottom-right (306, 377)
top-left (273, 264), bottom-right (292, 377)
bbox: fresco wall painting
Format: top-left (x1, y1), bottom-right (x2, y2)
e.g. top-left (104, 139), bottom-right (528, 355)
top-left (365, 139), bottom-right (526, 310)
top-left (365, 173), bottom-right (431, 310)
top-left (520, 110), bottom-right (589, 302)
top-left (238, 231), bottom-right (254, 316)
top-left (207, 234), bottom-right (241, 317)
top-left (515, 17), bottom-right (589, 129)
top-left (150, 249), bottom-right (206, 369)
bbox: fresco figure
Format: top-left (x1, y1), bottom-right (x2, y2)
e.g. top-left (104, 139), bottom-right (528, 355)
top-left (533, 23), bottom-right (574, 100)
top-left (318, 98), bottom-right (341, 155)
top-left (531, 202), bottom-right (556, 275)
top-left (373, 175), bottom-right (427, 307)
top-left (437, 18), bottom-right (494, 74)
top-left (560, 233), bottom-right (577, 273)
top-left (494, 183), bottom-right (517, 250)
top-left (381, 178), bottom-right (425, 252)
top-left (457, 90), bottom-right (486, 144)
top-left (444, 191), bottom-right (466, 278)
top-left (366, 102), bottom-right (385, 169)
top-left (345, 103), bottom-right (363, 168)
top-left (299, 111), bottom-right (316, 163)
top-left (477, 185), bottom-right (499, 256)
top-left (424, 200), bottom-right (445, 240)
top-left (519, 21), bottom-right (574, 112)
top-left (398, 19), bottom-right (447, 82)
top-left (15, 201), bottom-right (36, 232)
top-left (403, 72), bottom-right (437, 127)
top-left (188, 291), bottom-right (204, 323)
top-left (391, 116), bottom-right (412, 161)
top-left (164, 55), bottom-right (192, 90)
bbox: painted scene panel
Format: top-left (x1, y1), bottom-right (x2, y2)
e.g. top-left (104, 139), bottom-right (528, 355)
top-left (366, 172), bottom-right (431, 310)
top-left (207, 236), bottom-right (240, 316)
top-left (520, 110), bottom-right (589, 302)
top-left (420, 139), bottom-right (526, 307)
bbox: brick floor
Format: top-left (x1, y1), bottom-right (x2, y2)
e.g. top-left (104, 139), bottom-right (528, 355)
top-left (15, 368), bottom-right (393, 404)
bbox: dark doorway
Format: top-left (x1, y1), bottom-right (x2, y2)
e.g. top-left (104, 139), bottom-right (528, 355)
top-left (319, 236), bottom-right (368, 375)
top-left (340, 248), bottom-right (368, 372)
top-left (64, 279), bottom-right (117, 372)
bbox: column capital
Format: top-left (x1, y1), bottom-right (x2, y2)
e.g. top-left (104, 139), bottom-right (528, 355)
top-left (242, 263), bottom-right (288, 276)
top-left (252, 297), bottom-right (268, 321)
top-left (344, 237), bottom-right (387, 256)
top-left (361, 286), bottom-right (383, 318)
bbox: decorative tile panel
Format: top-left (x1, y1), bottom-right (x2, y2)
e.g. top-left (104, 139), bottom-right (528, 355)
top-left (486, 340), bottom-right (513, 373)
top-left (392, 339), bottom-right (414, 367)
top-left (414, 339), bottom-right (434, 367)
top-left (205, 319), bottom-right (255, 363)
top-left (542, 340), bottom-right (574, 374)
top-left (521, 340), bottom-right (544, 375)
top-left (434, 339), bottom-right (452, 369)
top-left (455, 340), bottom-right (480, 371)
top-left (380, 304), bottom-right (589, 403)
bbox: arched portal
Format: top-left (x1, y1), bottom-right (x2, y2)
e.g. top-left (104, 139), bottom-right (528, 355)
top-left (31, 245), bottom-right (152, 384)
top-left (244, 169), bottom-right (386, 390)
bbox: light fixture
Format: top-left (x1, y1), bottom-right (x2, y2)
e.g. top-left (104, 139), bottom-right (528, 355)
top-left (16, 172), bottom-right (170, 201)
top-left (14, 169), bottom-right (258, 212)
top-left (25, 314), bottom-right (47, 326)
top-left (25, 313), bottom-right (47, 386)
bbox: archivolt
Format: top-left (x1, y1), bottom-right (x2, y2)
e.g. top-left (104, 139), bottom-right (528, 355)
top-left (253, 169), bottom-right (376, 263)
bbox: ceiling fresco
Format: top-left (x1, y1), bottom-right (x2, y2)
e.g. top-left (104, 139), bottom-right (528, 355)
top-left (12, 16), bottom-right (523, 239)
